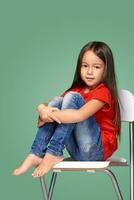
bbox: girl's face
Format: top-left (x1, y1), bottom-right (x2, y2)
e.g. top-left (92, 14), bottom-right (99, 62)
top-left (80, 50), bottom-right (105, 89)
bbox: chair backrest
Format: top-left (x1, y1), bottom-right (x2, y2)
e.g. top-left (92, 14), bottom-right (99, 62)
top-left (118, 90), bottom-right (134, 122)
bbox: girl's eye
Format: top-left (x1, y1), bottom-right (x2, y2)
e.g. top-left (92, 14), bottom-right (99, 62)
top-left (94, 65), bottom-right (101, 69)
top-left (81, 64), bottom-right (88, 68)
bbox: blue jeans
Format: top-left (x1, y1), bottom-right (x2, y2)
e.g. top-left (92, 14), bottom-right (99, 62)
top-left (31, 92), bottom-right (103, 161)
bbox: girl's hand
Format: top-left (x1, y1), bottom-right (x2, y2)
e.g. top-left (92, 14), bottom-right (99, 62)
top-left (37, 104), bottom-right (61, 124)
top-left (37, 117), bottom-right (45, 127)
top-left (40, 111), bottom-right (61, 124)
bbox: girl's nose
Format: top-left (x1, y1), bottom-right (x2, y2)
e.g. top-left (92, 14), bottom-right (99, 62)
top-left (87, 66), bottom-right (93, 74)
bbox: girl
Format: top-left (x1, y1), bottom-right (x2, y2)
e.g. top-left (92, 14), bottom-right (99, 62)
top-left (13, 41), bottom-right (121, 177)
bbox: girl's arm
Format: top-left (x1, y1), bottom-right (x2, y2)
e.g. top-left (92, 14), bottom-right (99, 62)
top-left (40, 99), bottom-right (105, 123)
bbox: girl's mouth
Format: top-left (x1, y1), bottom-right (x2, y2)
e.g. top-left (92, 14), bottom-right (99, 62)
top-left (86, 77), bottom-right (95, 80)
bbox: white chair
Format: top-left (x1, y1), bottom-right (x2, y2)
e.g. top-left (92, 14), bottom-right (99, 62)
top-left (40, 89), bottom-right (134, 200)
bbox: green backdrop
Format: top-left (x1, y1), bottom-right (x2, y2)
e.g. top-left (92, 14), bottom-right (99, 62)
top-left (0, 0), bottom-right (133, 199)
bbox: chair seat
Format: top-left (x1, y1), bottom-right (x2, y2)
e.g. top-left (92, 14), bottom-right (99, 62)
top-left (52, 156), bottom-right (128, 172)
top-left (53, 161), bottom-right (110, 172)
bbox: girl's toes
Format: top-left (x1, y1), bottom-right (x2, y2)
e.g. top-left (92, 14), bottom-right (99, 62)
top-left (32, 171), bottom-right (38, 177)
top-left (40, 172), bottom-right (44, 177)
top-left (13, 169), bottom-right (18, 175)
top-left (32, 173), bottom-right (39, 178)
top-left (32, 169), bottom-right (41, 177)
top-left (32, 172), bottom-right (38, 177)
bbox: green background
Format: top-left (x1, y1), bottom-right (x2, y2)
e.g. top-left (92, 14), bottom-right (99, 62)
top-left (0, 0), bottom-right (133, 199)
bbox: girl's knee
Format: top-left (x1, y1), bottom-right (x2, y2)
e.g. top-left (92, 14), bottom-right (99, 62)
top-left (61, 92), bottom-right (83, 109)
top-left (48, 97), bottom-right (63, 107)
top-left (64, 91), bottom-right (81, 99)
top-left (63, 92), bottom-right (85, 105)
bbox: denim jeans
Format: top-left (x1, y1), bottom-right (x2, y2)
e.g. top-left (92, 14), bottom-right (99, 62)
top-left (31, 92), bottom-right (103, 161)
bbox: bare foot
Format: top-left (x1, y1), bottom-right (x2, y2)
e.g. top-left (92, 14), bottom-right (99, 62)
top-left (13, 154), bottom-right (42, 176)
top-left (32, 153), bottom-right (64, 177)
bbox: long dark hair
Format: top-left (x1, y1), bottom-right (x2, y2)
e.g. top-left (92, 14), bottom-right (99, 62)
top-left (67, 41), bottom-right (121, 139)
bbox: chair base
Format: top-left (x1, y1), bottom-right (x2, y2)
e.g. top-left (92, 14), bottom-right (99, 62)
top-left (40, 168), bottom-right (123, 200)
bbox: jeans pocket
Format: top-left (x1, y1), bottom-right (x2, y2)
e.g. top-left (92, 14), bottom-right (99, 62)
top-left (79, 142), bottom-right (103, 161)
top-left (88, 143), bottom-right (103, 161)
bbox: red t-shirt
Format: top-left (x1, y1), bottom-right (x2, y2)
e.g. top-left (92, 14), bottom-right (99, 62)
top-left (61, 83), bottom-right (118, 160)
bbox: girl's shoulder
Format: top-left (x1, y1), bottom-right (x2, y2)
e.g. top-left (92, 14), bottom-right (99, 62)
top-left (92, 83), bottom-right (111, 97)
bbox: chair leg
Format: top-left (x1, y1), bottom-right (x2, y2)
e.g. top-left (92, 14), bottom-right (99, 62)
top-left (130, 122), bottom-right (134, 200)
top-left (48, 172), bottom-right (58, 200)
top-left (104, 169), bottom-right (123, 200)
top-left (40, 172), bottom-right (58, 200)
top-left (40, 169), bottom-right (124, 200)
top-left (40, 176), bottom-right (49, 200)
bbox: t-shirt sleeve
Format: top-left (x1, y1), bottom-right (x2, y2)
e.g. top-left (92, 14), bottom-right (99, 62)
top-left (90, 86), bottom-right (112, 111)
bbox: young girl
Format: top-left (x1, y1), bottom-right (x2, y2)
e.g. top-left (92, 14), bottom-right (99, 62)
top-left (13, 41), bottom-right (121, 178)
